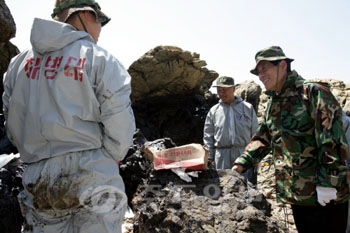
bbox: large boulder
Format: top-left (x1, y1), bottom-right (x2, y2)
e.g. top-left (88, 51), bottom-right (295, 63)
top-left (0, 0), bottom-right (19, 113)
top-left (235, 80), bottom-right (262, 114)
top-left (0, 0), bottom-right (16, 42)
top-left (128, 45), bottom-right (218, 102)
top-left (129, 46), bottom-right (219, 146)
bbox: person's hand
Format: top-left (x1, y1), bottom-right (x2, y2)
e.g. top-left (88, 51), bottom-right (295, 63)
top-left (207, 159), bottom-right (214, 168)
top-left (316, 186), bottom-right (337, 206)
top-left (232, 164), bottom-right (244, 173)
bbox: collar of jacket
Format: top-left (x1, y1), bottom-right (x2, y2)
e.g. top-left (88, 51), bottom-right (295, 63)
top-left (219, 95), bottom-right (243, 105)
top-left (265, 70), bottom-right (304, 97)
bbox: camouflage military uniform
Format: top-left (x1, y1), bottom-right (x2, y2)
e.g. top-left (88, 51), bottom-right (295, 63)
top-left (235, 71), bottom-right (349, 205)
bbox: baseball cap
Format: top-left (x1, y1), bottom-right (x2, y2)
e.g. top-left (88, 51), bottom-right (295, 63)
top-left (212, 76), bottom-right (235, 87)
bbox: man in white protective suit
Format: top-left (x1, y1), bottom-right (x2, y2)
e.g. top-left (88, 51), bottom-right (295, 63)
top-left (2, 0), bottom-right (136, 232)
top-left (203, 76), bottom-right (259, 185)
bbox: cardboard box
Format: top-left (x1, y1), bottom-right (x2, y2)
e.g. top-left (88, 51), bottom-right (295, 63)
top-left (142, 143), bottom-right (208, 171)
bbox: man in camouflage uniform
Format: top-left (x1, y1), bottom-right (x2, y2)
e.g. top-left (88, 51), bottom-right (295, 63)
top-left (232, 46), bottom-right (349, 233)
top-left (343, 111), bottom-right (350, 233)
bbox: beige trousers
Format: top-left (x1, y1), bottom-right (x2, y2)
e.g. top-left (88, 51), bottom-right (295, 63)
top-left (18, 149), bottom-right (127, 233)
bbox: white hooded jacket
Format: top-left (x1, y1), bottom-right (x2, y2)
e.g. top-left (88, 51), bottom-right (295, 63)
top-left (3, 18), bottom-right (136, 163)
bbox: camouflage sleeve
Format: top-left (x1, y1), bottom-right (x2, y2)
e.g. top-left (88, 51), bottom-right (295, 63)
top-left (308, 83), bottom-right (350, 187)
top-left (234, 118), bottom-right (272, 171)
top-left (343, 113), bottom-right (350, 166)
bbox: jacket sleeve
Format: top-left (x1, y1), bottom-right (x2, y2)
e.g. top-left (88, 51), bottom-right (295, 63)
top-left (342, 112), bottom-right (350, 166)
top-left (203, 110), bottom-right (215, 160)
top-left (95, 55), bottom-right (136, 161)
top-left (3, 70), bottom-right (11, 123)
top-left (308, 84), bottom-right (349, 187)
top-left (2, 55), bottom-right (19, 147)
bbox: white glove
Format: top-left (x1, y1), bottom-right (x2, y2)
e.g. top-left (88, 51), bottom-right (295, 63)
top-left (316, 186), bottom-right (337, 206)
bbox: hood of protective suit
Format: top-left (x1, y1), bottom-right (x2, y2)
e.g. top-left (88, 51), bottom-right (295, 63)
top-left (30, 18), bottom-right (93, 54)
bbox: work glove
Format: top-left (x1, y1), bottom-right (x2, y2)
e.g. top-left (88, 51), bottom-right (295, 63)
top-left (316, 186), bottom-right (337, 206)
top-left (207, 158), bottom-right (215, 168)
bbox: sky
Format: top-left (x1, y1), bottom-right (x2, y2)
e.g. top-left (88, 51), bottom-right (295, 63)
top-left (6, 0), bottom-right (350, 87)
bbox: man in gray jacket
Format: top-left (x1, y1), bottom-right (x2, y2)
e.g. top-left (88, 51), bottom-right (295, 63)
top-left (203, 76), bottom-right (259, 184)
top-left (3, 0), bottom-right (135, 232)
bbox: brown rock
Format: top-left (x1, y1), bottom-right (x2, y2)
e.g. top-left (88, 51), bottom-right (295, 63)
top-left (0, 0), bottom-right (16, 42)
top-left (128, 45), bottom-right (218, 102)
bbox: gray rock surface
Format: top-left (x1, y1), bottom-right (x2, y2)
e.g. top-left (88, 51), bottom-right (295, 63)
top-left (132, 169), bottom-right (287, 233)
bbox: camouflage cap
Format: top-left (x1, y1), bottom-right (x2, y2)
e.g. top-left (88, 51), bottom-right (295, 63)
top-left (51, 0), bottom-right (110, 26)
top-left (250, 46), bottom-right (294, 75)
top-left (212, 76), bottom-right (235, 87)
